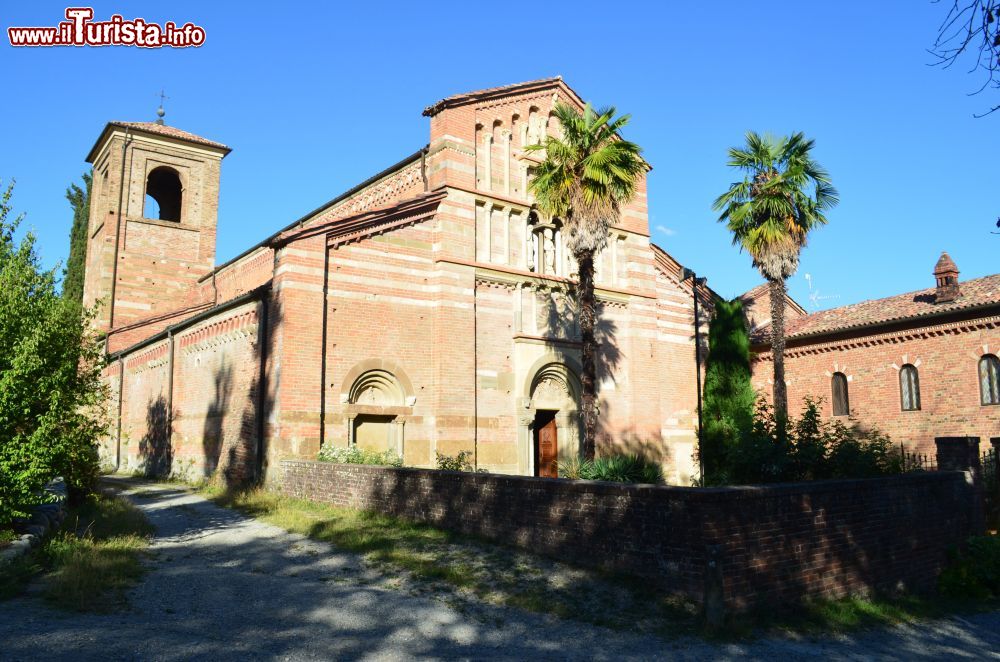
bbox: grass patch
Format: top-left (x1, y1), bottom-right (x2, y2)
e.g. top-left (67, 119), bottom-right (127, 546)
top-left (727, 592), bottom-right (1000, 639)
top-left (0, 528), bottom-right (17, 549)
top-left (200, 486), bottom-right (699, 635)
top-left (201, 486), bottom-right (1000, 639)
top-left (0, 489), bottom-right (154, 612)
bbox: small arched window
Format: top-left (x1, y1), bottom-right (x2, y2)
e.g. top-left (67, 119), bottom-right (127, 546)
top-left (144, 166), bottom-right (182, 222)
top-left (980, 354), bottom-right (1000, 406)
top-left (900, 364), bottom-right (920, 411)
top-left (832, 372), bottom-right (850, 416)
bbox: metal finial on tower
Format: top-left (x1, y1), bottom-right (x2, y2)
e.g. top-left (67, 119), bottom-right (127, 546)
top-left (155, 89), bottom-right (169, 125)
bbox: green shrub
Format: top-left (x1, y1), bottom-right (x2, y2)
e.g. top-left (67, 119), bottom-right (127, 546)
top-left (436, 450), bottom-right (475, 472)
top-left (939, 535), bottom-right (1000, 600)
top-left (0, 181), bottom-right (107, 524)
top-left (317, 445), bottom-right (402, 467)
top-left (558, 454), bottom-right (663, 484)
top-left (557, 457), bottom-right (584, 480)
top-left (706, 396), bottom-right (904, 486)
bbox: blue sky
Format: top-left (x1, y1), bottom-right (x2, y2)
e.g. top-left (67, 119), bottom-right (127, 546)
top-left (3, 1), bottom-right (997, 309)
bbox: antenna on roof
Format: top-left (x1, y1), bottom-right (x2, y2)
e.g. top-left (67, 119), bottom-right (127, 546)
top-left (155, 89), bottom-right (169, 125)
top-left (804, 273), bottom-right (840, 310)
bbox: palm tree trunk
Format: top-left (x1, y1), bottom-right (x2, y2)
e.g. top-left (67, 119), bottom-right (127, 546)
top-left (768, 277), bottom-right (788, 417)
top-left (576, 250), bottom-right (598, 461)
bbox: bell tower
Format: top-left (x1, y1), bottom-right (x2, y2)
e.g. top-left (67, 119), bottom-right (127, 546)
top-left (82, 115), bottom-right (230, 333)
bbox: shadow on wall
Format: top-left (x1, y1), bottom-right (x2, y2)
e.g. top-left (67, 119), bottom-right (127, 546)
top-left (200, 357), bottom-right (263, 489)
top-left (539, 289), bottom-right (623, 447)
top-left (202, 362), bottom-right (233, 479)
top-left (316, 464), bottom-right (975, 612)
top-left (200, 294), bottom-right (279, 488)
top-left (138, 395), bottom-right (174, 477)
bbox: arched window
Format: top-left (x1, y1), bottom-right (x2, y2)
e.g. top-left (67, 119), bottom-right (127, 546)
top-left (832, 372), bottom-right (850, 416)
top-left (899, 364), bottom-right (920, 411)
top-left (144, 166), bottom-right (182, 222)
top-left (980, 354), bottom-right (1000, 406)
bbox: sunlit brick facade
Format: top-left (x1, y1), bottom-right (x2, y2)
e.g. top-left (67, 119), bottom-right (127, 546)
top-left (86, 78), bottom-right (709, 485)
top-left (749, 254), bottom-right (1000, 452)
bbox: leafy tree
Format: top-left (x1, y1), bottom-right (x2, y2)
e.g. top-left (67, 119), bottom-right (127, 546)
top-left (527, 103), bottom-right (645, 460)
top-left (62, 172), bottom-right (91, 304)
top-left (713, 132), bottom-right (838, 418)
top-left (0, 180), bottom-right (106, 525)
top-left (699, 298), bottom-right (755, 484)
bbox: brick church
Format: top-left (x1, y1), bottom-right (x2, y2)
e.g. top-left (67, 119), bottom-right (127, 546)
top-left (84, 78), bottom-right (710, 485)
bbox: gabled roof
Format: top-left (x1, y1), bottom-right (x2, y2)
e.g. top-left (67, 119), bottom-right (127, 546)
top-left (422, 76), bottom-right (586, 117)
top-left (752, 272), bottom-right (1000, 344)
top-left (650, 243), bottom-right (719, 301)
top-left (86, 121), bottom-right (231, 162)
top-left (739, 283), bottom-right (807, 316)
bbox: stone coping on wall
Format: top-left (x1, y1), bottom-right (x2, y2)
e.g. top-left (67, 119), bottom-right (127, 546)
top-left (0, 479), bottom-right (68, 567)
top-left (281, 458), bottom-right (969, 498)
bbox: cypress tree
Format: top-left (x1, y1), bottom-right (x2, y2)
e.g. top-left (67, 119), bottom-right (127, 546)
top-left (62, 172), bottom-right (91, 303)
top-left (700, 297), bottom-right (755, 484)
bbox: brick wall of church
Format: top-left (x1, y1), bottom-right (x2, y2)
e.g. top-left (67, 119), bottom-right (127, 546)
top-left (752, 319), bottom-right (1000, 453)
top-left (104, 300), bottom-right (264, 482)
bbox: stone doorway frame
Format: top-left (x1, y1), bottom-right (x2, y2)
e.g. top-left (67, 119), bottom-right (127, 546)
top-left (339, 359), bottom-right (415, 457)
top-left (517, 354), bottom-right (583, 476)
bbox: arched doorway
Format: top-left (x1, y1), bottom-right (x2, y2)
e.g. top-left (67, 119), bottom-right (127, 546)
top-left (519, 361), bottom-right (582, 477)
top-left (346, 368), bottom-right (407, 454)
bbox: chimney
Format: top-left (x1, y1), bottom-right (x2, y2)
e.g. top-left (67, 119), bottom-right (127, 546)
top-left (933, 252), bottom-right (960, 303)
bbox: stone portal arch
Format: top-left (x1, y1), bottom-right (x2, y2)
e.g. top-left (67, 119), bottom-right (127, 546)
top-left (340, 360), bottom-right (415, 457)
top-left (518, 357), bottom-right (583, 476)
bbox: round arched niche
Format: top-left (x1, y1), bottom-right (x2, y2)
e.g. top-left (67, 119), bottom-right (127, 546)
top-left (349, 369), bottom-right (404, 406)
top-left (529, 363), bottom-right (580, 411)
top-left (339, 358), bottom-right (415, 407)
top-left (338, 360), bottom-right (415, 458)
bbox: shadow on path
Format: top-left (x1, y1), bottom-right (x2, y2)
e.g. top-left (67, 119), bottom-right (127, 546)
top-left (0, 476), bottom-right (998, 661)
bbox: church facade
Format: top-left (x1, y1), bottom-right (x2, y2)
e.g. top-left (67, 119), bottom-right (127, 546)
top-left (85, 78), bottom-right (708, 485)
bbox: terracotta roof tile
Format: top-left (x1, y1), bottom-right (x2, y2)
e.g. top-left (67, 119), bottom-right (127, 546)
top-left (109, 121), bottom-right (230, 151)
top-left (752, 273), bottom-right (1000, 343)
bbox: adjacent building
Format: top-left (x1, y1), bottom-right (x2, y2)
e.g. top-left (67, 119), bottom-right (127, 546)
top-left (749, 253), bottom-right (1000, 452)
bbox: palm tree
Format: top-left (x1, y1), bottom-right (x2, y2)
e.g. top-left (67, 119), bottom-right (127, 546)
top-left (713, 131), bottom-right (838, 418)
top-left (527, 102), bottom-right (645, 460)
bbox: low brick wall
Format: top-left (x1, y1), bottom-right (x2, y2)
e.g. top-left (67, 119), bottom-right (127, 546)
top-left (278, 460), bottom-right (979, 610)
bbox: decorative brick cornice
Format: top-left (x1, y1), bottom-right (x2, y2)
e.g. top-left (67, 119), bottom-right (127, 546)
top-left (125, 342), bottom-right (169, 372)
top-left (272, 189), bottom-right (446, 249)
top-left (178, 309), bottom-right (259, 354)
top-left (752, 313), bottom-right (1000, 362)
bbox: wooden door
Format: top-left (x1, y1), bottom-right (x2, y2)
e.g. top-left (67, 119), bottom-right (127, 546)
top-left (536, 415), bottom-right (558, 478)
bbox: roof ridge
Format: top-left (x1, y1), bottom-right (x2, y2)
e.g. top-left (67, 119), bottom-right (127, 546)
top-left (422, 77), bottom-right (578, 116)
top-left (762, 271), bottom-right (1000, 343)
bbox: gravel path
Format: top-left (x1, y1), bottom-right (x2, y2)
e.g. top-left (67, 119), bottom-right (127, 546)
top-left (1, 479), bottom-right (998, 660)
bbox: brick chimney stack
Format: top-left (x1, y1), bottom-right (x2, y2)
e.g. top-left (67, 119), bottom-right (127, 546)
top-left (933, 252), bottom-right (960, 303)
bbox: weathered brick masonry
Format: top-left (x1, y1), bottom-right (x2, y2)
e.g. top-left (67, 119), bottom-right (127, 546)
top-left (749, 254), bottom-right (1000, 453)
top-left (279, 459), bottom-right (978, 610)
top-left (86, 78), bottom-right (710, 484)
